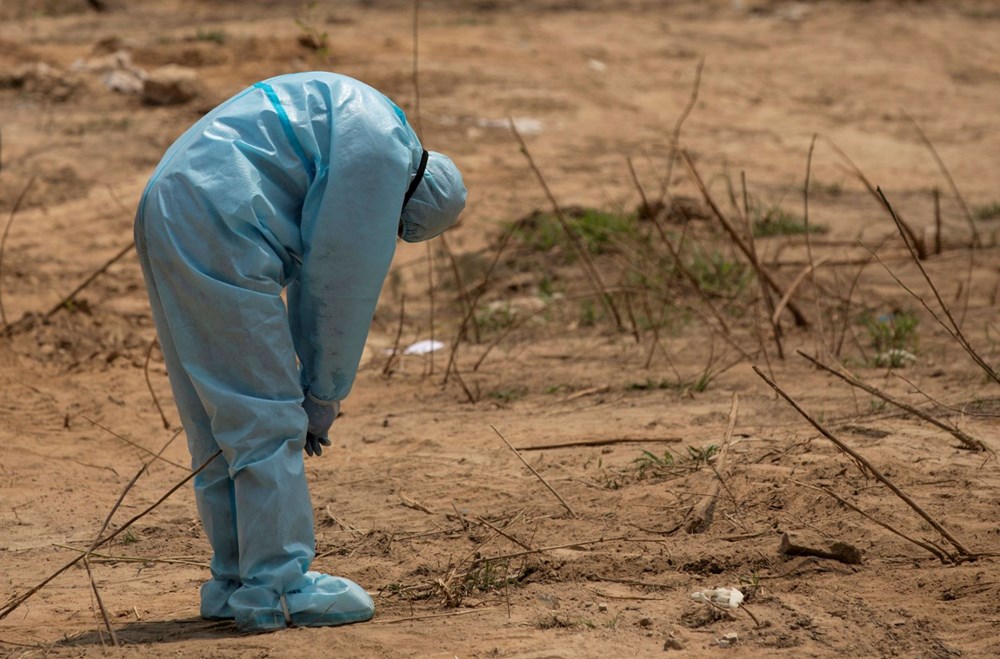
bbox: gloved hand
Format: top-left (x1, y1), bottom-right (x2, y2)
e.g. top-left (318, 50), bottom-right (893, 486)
top-left (302, 392), bottom-right (340, 457)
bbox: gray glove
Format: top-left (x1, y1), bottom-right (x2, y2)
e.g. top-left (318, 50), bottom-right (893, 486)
top-left (302, 392), bottom-right (340, 458)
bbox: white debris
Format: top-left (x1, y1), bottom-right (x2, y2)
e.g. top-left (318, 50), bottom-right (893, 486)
top-left (402, 339), bottom-right (445, 355)
top-left (874, 349), bottom-right (917, 367)
top-left (690, 587), bottom-right (744, 609)
top-left (587, 58), bottom-right (607, 72)
top-left (71, 50), bottom-right (146, 94)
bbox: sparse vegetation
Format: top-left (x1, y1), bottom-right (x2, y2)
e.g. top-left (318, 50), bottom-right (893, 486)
top-left (752, 204), bottom-right (828, 237)
top-left (507, 207), bottom-right (637, 259)
top-left (974, 202), bottom-right (1000, 221)
top-left (861, 310), bottom-right (919, 366)
top-left (192, 28), bottom-right (226, 44)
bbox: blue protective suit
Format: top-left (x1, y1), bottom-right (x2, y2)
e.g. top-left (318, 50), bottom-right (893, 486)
top-left (134, 72), bottom-right (465, 631)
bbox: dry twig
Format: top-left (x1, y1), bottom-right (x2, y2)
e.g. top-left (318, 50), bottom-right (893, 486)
top-left (790, 480), bottom-right (951, 563)
top-left (517, 436), bottom-right (683, 451)
top-left (876, 187), bottom-right (999, 387)
top-left (752, 366), bottom-right (974, 559)
top-left (143, 337), bottom-right (172, 429)
top-left (0, 176), bottom-right (37, 328)
top-left (657, 56), bottom-right (705, 205)
top-left (798, 351), bottom-right (989, 452)
top-left (902, 110), bottom-right (980, 247)
top-left (685, 393), bottom-right (739, 533)
top-left (82, 556), bottom-right (120, 647)
top-left (44, 242), bottom-right (135, 322)
top-left (0, 450), bottom-right (221, 621)
top-left (508, 117), bottom-right (623, 330)
top-left (491, 425), bottom-right (576, 517)
top-left (680, 151), bottom-right (809, 327)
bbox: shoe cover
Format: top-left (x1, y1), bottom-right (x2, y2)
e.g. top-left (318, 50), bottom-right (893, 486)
top-left (200, 578), bottom-right (240, 620)
top-left (232, 572), bottom-right (375, 632)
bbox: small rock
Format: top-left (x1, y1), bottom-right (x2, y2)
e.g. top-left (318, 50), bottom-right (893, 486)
top-left (597, 602), bottom-right (608, 613)
top-left (779, 530), bottom-right (863, 565)
top-left (142, 65), bottom-right (201, 105)
top-left (663, 638), bottom-right (684, 651)
top-left (639, 617), bottom-right (653, 628)
top-left (538, 594), bottom-right (560, 610)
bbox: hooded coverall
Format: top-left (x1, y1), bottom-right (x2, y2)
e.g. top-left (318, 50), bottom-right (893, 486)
top-left (134, 71), bottom-right (465, 631)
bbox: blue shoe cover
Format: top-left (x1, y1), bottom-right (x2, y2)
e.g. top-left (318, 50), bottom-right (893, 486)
top-left (286, 572), bottom-right (375, 628)
top-left (233, 572), bottom-right (375, 632)
top-left (200, 579), bottom-right (239, 620)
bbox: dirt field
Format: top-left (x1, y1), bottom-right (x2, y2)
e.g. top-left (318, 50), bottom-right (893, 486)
top-left (2, 1), bottom-right (1000, 656)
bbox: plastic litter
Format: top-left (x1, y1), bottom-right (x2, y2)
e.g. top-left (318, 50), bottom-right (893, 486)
top-left (396, 339), bottom-right (445, 355)
top-left (690, 587), bottom-right (744, 609)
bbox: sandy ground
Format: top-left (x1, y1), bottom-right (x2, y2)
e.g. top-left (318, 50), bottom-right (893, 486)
top-left (1, 0), bottom-right (1000, 657)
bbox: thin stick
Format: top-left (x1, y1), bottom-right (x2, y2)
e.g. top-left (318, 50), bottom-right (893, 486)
top-left (443, 220), bottom-right (519, 386)
top-left (425, 242), bottom-right (435, 376)
top-left (439, 232), bottom-right (478, 342)
top-left (410, 0), bottom-right (422, 138)
top-left (43, 241), bottom-right (135, 321)
top-left (627, 156), bottom-right (652, 218)
top-left (382, 294), bottom-right (406, 376)
top-left (473, 516), bottom-right (534, 551)
top-left (658, 56), bottom-right (705, 205)
top-left (373, 608), bottom-right (498, 625)
top-left (903, 110), bottom-right (980, 247)
top-left (680, 151), bottom-right (809, 327)
top-left (752, 366), bottom-right (974, 558)
top-left (517, 436), bottom-right (683, 451)
top-left (479, 536), bottom-right (631, 563)
top-left (83, 556), bottom-right (120, 646)
top-left (509, 118), bottom-right (623, 330)
top-left (790, 480), bottom-right (951, 563)
top-left (802, 134), bottom-right (827, 355)
top-left (933, 188), bottom-right (942, 256)
top-left (143, 338), bottom-right (171, 429)
top-left (771, 257), bottom-right (831, 328)
top-left (0, 450), bottom-right (221, 621)
top-left (660, 231), bottom-right (733, 337)
top-left (81, 416), bottom-right (188, 470)
top-left (797, 351), bottom-right (988, 452)
top-left (0, 176), bottom-right (37, 328)
top-left (825, 139), bottom-right (926, 258)
top-left (741, 174), bottom-right (784, 360)
top-left (685, 393), bottom-right (739, 534)
top-left (491, 425), bottom-right (576, 518)
top-left (876, 187), bottom-right (999, 387)
top-left (53, 544), bottom-right (210, 568)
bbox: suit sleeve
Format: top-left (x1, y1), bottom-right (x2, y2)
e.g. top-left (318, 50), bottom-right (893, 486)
top-left (289, 115), bottom-right (413, 403)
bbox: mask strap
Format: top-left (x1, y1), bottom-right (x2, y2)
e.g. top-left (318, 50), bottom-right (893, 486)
top-left (402, 149), bottom-right (429, 208)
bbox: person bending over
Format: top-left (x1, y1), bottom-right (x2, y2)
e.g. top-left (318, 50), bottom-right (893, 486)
top-left (135, 71), bottom-right (466, 632)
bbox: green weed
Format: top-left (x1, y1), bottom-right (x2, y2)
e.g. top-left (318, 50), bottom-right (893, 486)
top-left (810, 181), bottom-right (843, 197)
top-left (578, 299), bottom-right (597, 327)
top-left (463, 559), bottom-right (517, 595)
top-left (192, 28), bottom-right (226, 44)
top-left (686, 444), bottom-right (719, 465)
top-left (634, 449), bottom-right (675, 476)
top-left (475, 303), bottom-right (514, 333)
top-left (687, 247), bottom-right (750, 297)
top-left (861, 310), bottom-right (918, 366)
top-left (508, 207), bottom-right (636, 258)
top-left (296, 3), bottom-right (330, 54)
top-left (974, 202), bottom-right (1000, 221)
top-left (752, 204), bottom-right (828, 237)
top-left (489, 385), bottom-right (527, 404)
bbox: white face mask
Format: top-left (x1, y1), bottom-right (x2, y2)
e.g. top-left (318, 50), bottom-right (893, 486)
top-left (398, 151), bottom-right (468, 243)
